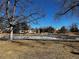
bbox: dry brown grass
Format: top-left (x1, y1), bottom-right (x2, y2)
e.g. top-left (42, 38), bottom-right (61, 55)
top-left (0, 40), bottom-right (79, 59)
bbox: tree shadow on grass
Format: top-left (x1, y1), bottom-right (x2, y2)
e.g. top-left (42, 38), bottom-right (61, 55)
top-left (11, 40), bottom-right (49, 49)
top-left (0, 38), bottom-right (8, 41)
top-left (11, 41), bottom-right (35, 48)
top-left (64, 43), bottom-right (79, 55)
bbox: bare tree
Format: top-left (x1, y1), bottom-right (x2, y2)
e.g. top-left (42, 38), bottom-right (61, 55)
top-left (58, 26), bottom-right (68, 33)
top-left (70, 23), bottom-right (79, 32)
top-left (0, 0), bottom-right (44, 40)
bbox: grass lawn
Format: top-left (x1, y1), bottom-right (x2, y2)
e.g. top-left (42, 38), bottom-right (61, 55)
top-left (0, 40), bottom-right (79, 59)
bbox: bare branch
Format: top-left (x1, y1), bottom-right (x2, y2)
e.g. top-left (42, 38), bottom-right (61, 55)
top-left (58, 4), bottom-right (79, 15)
top-left (56, 0), bottom-right (79, 16)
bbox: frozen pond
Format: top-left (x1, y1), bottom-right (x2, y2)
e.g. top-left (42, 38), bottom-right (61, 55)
top-left (0, 34), bottom-right (79, 41)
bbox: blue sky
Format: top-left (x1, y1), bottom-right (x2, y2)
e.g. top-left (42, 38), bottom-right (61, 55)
top-left (30, 0), bottom-right (79, 29)
top-left (2, 0), bottom-right (79, 29)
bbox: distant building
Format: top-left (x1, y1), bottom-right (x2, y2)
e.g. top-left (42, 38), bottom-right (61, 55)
top-left (19, 29), bottom-right (36, 34)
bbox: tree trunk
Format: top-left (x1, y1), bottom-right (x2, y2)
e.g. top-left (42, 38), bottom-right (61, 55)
top-left (10, 26), bottom-right (13, 40)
